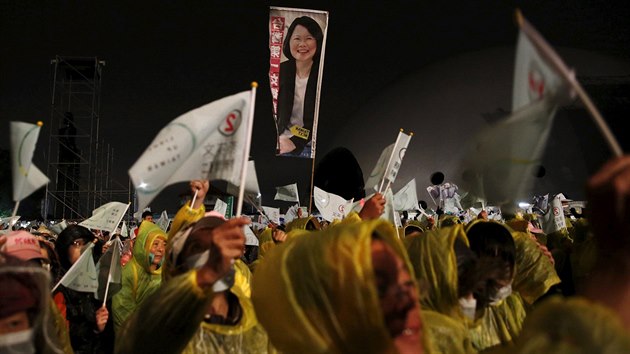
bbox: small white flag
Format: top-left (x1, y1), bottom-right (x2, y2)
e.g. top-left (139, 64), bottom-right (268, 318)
top-left (53, 243), bottom-right (98, 293)
top-left (261, 206), bottom-right (280, 225)
top-left (313, 186), bottom-right (352, 222)
top-left (393, 179), bottom-right (419, 212)
top-left (129, 90), bottom-right (252, 212)
top-left (120, 221), bottom-right (129, 237)
top-left (156, 210), bottom-right (170, 232)
top-left (275, 183), bottom-right (300, 203)
top-left (283, 204), bottom-right (300, 224)
top-left (542, 194), bottom-right (567, 234)
top-left (79, 202), bottom-right (130, 234)
top-left (213, 199), bottom-right (229, 218)
top-left (364, 131), bottom-right (412, 193)
top-left (381, 188), bottom-right (402, 228)
top-left (95, 238), bottom-right (123, 301)
top-left (243, 226), bottom-right (259, 246)
top-left (10, 121), bottom-right (50, 201)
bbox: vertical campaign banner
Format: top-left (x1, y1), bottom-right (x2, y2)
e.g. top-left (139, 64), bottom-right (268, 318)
top-left (269, 7), bottom-right (329, 159)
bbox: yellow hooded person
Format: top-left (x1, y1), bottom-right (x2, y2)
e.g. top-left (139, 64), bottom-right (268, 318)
top-left (252, 219), bottom-right (434, 354)
top-left (112, 220), bottom-right (167, 333)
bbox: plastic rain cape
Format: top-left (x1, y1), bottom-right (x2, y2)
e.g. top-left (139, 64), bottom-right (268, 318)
top-left (113, 220), bottom-right (167, 333)
top-left (252, 219), bottom-right (432, 354)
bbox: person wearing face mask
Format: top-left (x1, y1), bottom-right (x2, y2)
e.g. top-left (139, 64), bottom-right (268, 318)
top-left (252, 219), bottom-right (433, 354)
top-left (54, 225), bottom-right (110, 354)
top-left (276, 15), bottom-right (324, 157)
top-left (112, 220), bottom-right (167, 334)
top-left (0, 253), bottom-right (72, 354)
top-left (464, 221), bottom-right (526, 351)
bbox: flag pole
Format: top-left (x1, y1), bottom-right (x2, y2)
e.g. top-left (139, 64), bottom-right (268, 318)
top-left (236, 82), bottom-right (257, 217)
top-left (516, 9), bottom-right (623, 157)
top-left (190, 189), bottom-right (199, 208)
top-left (309, 158), bottom-right (315, 215)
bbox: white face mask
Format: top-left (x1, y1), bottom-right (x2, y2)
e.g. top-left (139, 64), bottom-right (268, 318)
top-left (459, 297), bottom-right (477, 320)
top-left (0, 328), bottom-right (35, 354)
top-left (490, 284), bottom-right (513, 305)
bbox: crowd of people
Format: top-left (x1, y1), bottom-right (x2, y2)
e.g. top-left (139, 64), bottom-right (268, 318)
top-left (1, 154), bottom-right (630, 353)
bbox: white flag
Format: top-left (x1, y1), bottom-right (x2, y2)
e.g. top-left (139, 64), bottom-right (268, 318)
top-left (364, 131), bottom-right (412, 193)
top-left (95, 238), bottom-right (123, 301)
top-left (120, 221), bottom-right (129, 237)
top-left (129, 90), bottom-right (252, 212)
top-left (53, 243), bottom-right (98, 293)
top-left (10, 121), bottom-right (50, 201)
top-left (227, 160), bottom-right (261, 198)
top-left (261, 206), bottom-right (280, 225)
top-left (243, 226), bottom-right (259, 246)
top-left (313, 186), bottom-right (352, 222)
top-left (283, 204), bottom-right (300, 224)
top-left (393, 179), bottom-right (419, 212)
top-left (457, 94), bottom-right (560, 206)
top-left (542, 194), bottom-right (567, 234)
top-left (381, 188), bottom-right (402, 228)
top-left (213, 199), bottom-right (229, 218)
top-left (512, 29), bottom-right (566, 111)
top-left (156, 210), bottom-right (170, 232)
top-left (79, 202), bottom-right (130, 234)
top-left (275, 183), bottom-right (300, 203)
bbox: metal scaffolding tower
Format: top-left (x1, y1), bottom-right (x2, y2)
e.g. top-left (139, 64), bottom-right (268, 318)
top-left (44, 56), bottom-right (130, 220)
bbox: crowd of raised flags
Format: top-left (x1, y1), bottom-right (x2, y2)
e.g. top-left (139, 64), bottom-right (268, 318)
top-left (1, 9), bottom-right (628, 354)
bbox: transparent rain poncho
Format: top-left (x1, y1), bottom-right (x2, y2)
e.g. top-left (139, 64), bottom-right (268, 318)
top-left (116, 200), bottom-right (269, 354)
top-left (251, 219), bottom-right (433, 354)
top-left (0, 255), bottom-right (72, 354)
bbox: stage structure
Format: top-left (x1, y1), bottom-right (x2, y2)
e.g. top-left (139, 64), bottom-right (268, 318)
top-left (44, 56), bottom-right (131, 221)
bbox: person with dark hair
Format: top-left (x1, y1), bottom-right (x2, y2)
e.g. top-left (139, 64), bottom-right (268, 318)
top-left (53, 225), bottom-right (111, 354)
top-left (134, 210), bottom-right (154, 237)
top-left (276, 15), bottom-right (324, 157)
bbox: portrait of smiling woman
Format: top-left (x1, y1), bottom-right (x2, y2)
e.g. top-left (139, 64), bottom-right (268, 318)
top-left (275, 13), bottom-right (327, 158)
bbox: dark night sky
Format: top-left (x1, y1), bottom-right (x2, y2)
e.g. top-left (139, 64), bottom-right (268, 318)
top-left (2, 1), bottom-right (629, 217)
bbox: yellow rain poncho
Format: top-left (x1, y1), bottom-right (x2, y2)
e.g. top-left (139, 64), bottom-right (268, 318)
top-left (116, 201), bottom-right (269, 354)
top-left (405, 224), bottom-right (527, 352)
top-left (252, 219), bottom-right (433, 354)
top-left (112, 221), bottom-right (167, 333)
top-left (488, 296), bottom-right (630, 354)
top-left (479, 219), bottom-right (560, 305)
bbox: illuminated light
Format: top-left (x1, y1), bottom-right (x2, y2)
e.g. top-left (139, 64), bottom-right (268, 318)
top-left (138, 182), bottom-right (149, 189)
top-left (518, 202), bottom-right (531, 209)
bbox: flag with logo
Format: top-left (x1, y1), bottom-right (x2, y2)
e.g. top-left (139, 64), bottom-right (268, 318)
top-left (227, 160), bottom-right (261, 200)
top-left (52, 242), bottom-right (98, 293)
top-left (79, 202), bottom-right (130, 234)
top-left (393, 179), bottom-right (419, 212)
top-left (10, 121), bottom-right (50, 202)
top-left (512, 28), bottom-right (566, 111)
top-left (542, 194), bottom-right (567, 234)
top-left (129, 90), bottom-right (253, 213)
top-left (275, 183), bottom-right (300, 203)
top-left (364, 130), bottom-right (412, 193)
top-left (95, 238), bottom-right (123, 301)
top-left (457, 92), bottom-right (561, 206)
top-left (156, 210), bottom-right (170, 232)
top-left (313, 186), bottom-right (352, 222)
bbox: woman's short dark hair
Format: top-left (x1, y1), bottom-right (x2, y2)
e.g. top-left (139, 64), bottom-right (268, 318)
top-left (56, 225), bottom-right (96, 271)
top-left (283, 16), bottom-right (324, 61)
